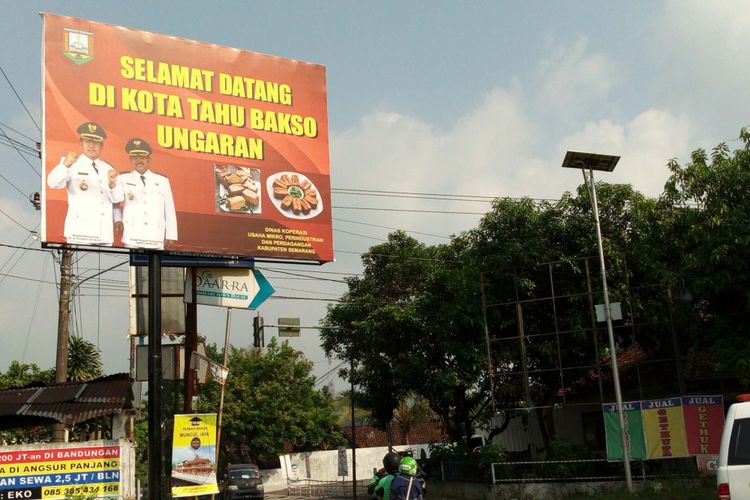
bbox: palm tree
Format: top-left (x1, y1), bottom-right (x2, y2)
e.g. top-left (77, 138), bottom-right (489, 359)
top-left (67, 335), bottom-right (103, 381)
top-left (392, 394), bottom-right (436, 445)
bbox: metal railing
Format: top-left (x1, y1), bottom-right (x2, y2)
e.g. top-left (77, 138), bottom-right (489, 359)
top-left (286, 478), bottom-right (370, 498)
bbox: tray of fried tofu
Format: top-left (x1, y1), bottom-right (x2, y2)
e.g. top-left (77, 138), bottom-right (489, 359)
top-left (215, 164), bottom-right (262, 214)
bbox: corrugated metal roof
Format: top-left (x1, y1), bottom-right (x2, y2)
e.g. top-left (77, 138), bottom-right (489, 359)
top-left (0, 373), bottom-right (133, 430)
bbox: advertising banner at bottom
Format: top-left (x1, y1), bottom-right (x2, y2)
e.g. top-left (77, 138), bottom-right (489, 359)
top-left (171, 414), bottom-right (219, 498)
top-left (0, 440), bottom-right (133, 499)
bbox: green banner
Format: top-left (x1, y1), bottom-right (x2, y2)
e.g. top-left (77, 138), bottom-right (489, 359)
top-left (603, 401), bottom-right (647, 461)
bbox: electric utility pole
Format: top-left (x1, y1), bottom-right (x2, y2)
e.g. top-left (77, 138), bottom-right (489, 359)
top-left (52, 248), bottom-right (73, 442)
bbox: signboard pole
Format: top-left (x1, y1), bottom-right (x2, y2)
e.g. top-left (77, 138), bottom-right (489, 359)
top-left (350, 352), bottom-right (357, 500)
top-left (148, 252), bottom-right (163, 500)
top-left (184, 271), bottom-right (198, 412)
top-left (215, 307), bottom-right (232, 475)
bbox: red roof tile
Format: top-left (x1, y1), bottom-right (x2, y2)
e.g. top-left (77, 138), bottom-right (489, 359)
top-left (341, 421), bottom-right (448, 448)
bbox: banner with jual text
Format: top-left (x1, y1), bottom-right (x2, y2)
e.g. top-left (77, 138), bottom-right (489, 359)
top-left (41, 13), bottom-right (332, 261)
top-left (603, 396), bottom-right (723, 461)
top-left (681, 395), bottom-right (724, 455)
top-left (603, 401), bottom-right (647, 461)
top-left (642, 397), bottom-right (689, 459)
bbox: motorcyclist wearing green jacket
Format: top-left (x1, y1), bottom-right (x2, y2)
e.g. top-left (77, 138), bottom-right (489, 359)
top-left (367, 452), bottom-right (401, 499)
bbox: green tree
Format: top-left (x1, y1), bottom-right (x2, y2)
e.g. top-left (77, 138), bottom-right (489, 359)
top-left (322, 232), bottom-right (442, 442)
top-left (323, 127), bottom-right (750, 452)
top-left (0, 361), bottom-right (53, 388)
top-left (332, 391), bottom-right (375, 428)
top-left (199, 338), bottom-right (342, 466)
top-left (0, 362), bottom-right (54, 444)
top-left (322, 232), bottom-right (490, 442)
top-left (662, 131), bottom-right (750, 371)
top-left (67, 335), bottom-right (103, 381)
top-left (392, 393), bottom-right (436, 444)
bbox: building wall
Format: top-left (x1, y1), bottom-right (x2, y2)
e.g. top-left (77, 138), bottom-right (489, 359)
top-left (262, 443), bottom-right (432, 492)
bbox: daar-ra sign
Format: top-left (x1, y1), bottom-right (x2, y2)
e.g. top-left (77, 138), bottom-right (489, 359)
top-left (41, 13), bottom-right (333, 262)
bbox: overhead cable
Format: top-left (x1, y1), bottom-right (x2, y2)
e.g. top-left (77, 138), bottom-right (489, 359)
top-left (0, 65), bottom-right (41, 132)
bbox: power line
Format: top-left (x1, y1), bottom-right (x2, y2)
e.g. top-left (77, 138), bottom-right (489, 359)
top-left (262, 266), bottom-right (358, 277)
top-left (21, 256), bottom-right (48, 362)
top-left (314, 359), bottom-right (347, 387)
top-left (269, 295), bottom-right (339, 302)
top-left (0, 134), bottom-right (39, 156)
top-left (0, 230), bottom-right (39, 287)
top-left (0, 65), bottom-right (40, 132)
top-left (334, 249), bottom-right (464, 264)
top-left (334, 227), bottom-right (387, 242)
top-left (0, 120), bottom-right (38, 143)
top-left (332, 187), bottom-right (560, 204)
top-left (0, 170), bottom-right (34, 199)
top-left (273, 285), bottom-right (343, 297)
top-left (257, 266), bottom-right (348, 284)
top-left (0, 207), bottom-right (33, 233)
top-left (332, 205), bottom-right (486, 215)
top-left (333, 217), bottom-right (450, 240)
top-left (0, 126), bottom-right (41, 176)
top-left (0, 271), bottom-right (57, 285)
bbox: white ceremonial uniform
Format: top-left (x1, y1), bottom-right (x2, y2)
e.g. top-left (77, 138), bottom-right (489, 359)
top-left (118, 170), bottom-right (178, 250)
top-left (47, 156), bottom-right (123, 245)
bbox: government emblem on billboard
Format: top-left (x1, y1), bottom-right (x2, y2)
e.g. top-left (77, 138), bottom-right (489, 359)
top-left (63, 28), bottom-right (93, 64)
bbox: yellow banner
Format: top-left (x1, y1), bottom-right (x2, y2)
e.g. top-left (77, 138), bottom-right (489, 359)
top-left (642, 398), bottom-right (689, 458)
top-left (171, 414), bottom-right (218, 498)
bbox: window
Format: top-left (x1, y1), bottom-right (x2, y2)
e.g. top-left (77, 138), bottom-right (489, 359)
top-left (581, 412), bottom-right (605, 451)
top-left (728, 417), bottom-right (750, 466)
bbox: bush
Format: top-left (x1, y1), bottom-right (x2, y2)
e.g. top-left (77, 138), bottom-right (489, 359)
top-left (427, 441), bottom-right (506, 480)
top-left (535, 438), bottom-right (596, 479)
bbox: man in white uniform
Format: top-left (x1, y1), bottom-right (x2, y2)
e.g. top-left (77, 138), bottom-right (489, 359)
top-left (117, 138), bottom-right (177, 250)
top-left (47, 122), bottom-right (122, 246)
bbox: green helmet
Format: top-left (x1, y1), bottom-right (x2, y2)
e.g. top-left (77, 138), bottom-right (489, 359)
top-left (398, 456), bottom-right (417, 476)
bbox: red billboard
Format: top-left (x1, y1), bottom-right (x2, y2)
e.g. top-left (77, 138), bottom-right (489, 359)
top-left (41, 13), bottom-right (332, 262)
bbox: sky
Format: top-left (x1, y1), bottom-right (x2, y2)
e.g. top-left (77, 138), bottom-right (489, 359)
top-left (1, 1), bottom-right (749, 394)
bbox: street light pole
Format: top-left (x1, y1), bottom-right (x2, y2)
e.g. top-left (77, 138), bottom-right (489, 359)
top-left (562, 151), bottom-right (632, 493)
top-left (585, 168), bottom-right (633, 493)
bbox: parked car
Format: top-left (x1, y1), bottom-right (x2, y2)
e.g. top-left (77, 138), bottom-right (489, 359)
top-left (717, 395), bottom-right (750, 499)
top-left (221, 463), bottom-right (264, 500)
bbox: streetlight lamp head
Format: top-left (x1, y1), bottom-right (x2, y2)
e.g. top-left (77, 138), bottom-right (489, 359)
top-left (561, 151), bottom-right (620, 172)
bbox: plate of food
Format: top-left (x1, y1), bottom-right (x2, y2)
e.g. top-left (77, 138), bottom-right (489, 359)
top-left (265, 171), bottom-right (323, 219)
top-left (215, 164), bottom-right (262, 215)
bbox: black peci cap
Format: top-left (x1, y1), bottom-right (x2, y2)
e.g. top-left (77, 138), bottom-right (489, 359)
top-left (77, 122), bottom-right (106, 142)
top-left (125, 137), bottom-right (152, 156)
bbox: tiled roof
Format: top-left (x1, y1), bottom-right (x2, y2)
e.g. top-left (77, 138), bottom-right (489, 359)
top-left (0, 373), bottom-right (133, 430)
top-left (341, 421), bottom-right (448, 448)
top-left (556, 344), bottom-right (648, 397)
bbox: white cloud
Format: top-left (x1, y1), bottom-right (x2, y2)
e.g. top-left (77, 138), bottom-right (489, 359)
top-left (558, 109), bottom-right (696, 196)
top-left (0, 196), bottom-right (36, 234)
top-left (532, 35), bottom-right (620, 120)
top-left (651, 0), bottom-right (750, 136)
top-left (331, 88), bottom-right (538, 238)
